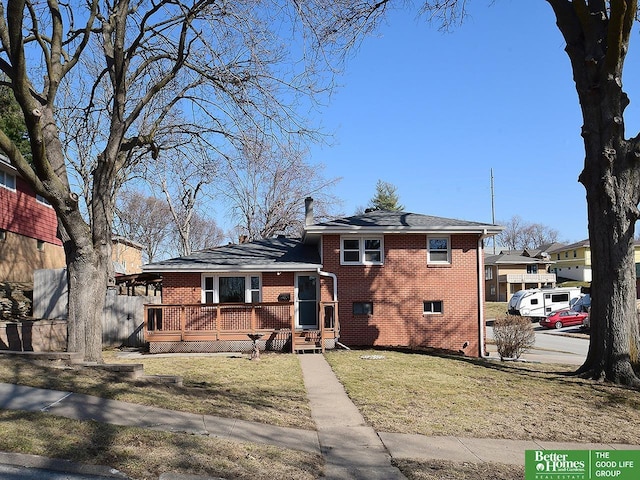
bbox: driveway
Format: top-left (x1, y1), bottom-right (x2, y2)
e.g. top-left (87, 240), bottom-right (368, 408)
top-left (486, 322), bottom-right (590, 365)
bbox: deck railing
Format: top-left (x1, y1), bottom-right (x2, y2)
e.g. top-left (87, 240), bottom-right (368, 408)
top-left (145, 301), bottom-right (339, 350)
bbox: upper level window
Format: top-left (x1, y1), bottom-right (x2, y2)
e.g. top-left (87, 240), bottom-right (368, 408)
top-left (36, 194), bottom-right (52, 206)
top-left (526, 264), bottom-right (538, 274)
top-left (341, 236), bottom-right (383, 265)
top-left (485, 266), bottom-right (493, 280)
top-left (573, 250), bottom-right (577, 258)
top-left (0, 170), bottom-right (16, 191)
top-left (427, 236), bottom-right (451, 264)
top-left (202, 274), bottom-right (261, 303)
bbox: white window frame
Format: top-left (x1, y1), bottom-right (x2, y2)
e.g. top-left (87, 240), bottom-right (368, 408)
top-left (201, 274), bottom-right (262, 304)
top-left (427, 235), bottom-right (451, 264)
top-left (340, 236), bottom-right (384, 266)
top-left (36, 194), bottom-right (52, 207)
top-left (423, 300), bottom-right (443, 315)
top-left (485, 266), bottom-right (493, 280)
top-left (0, 170), bottom-right (16, 191)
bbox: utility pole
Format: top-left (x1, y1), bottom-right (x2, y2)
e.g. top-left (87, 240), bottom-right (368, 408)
top-left (491, 168), bottom-right (496, 254)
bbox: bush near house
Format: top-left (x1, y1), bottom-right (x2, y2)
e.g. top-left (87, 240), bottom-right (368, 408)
top-left (493, 314), bottom-right (535, 360)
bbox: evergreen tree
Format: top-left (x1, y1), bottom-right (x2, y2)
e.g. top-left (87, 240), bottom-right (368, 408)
top-left (0, 81), bottom-right (30, 160)
top-left (368, 180), bottom-right (404, 211)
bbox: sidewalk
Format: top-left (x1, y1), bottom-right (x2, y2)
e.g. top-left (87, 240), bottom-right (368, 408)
top-left (0, 354), bottom-right (638, 479)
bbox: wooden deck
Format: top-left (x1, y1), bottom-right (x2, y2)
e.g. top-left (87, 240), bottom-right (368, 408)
top-left (144, 301), bottom-right (339, 353)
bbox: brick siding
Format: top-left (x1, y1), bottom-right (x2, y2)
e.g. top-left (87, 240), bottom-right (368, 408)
top-left (159, 232), bottom-right (485, 356)
top-left (321, 233), bottom-right (483, 356)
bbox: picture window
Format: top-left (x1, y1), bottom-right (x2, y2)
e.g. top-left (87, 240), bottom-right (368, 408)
top-left (202, 274), bottom-right (261, 303)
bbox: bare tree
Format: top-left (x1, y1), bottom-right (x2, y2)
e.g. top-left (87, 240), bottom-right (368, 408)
top-left (497, 215), bottom-right (559, 251)
top-left (114, 191), bottom-right (173, 263)
top-left (174, 211), bottom-right (225, 254)
top-left (0, 0), bottom-right (384, 362)
top-left (496, 215), bottom-right (525, 251)
top-left (219, 130), bottom-right (341, 241)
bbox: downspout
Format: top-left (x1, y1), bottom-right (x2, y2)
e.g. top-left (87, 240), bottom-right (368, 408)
top-left (317, 269), bottom-right (349, 349)
top-left (478, 230), bottom-right (489, 357)
top-left (318, 269), bottom-right (337, 302)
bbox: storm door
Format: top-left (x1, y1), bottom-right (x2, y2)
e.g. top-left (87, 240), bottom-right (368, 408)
top-left (296, 274), bottom-right (318, 329)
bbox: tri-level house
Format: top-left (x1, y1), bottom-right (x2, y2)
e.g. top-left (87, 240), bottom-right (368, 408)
top-left (142, 199), bottom-right (502, 357)
top-left (484, 248), bottom-right (557, 302)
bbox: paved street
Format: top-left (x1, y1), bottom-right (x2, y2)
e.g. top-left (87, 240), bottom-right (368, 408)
top-left (0, 463), bottom-right (125, 480)
top-left (487, 322), bottom-right (590, 365)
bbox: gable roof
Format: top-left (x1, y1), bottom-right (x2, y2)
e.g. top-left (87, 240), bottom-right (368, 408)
top-left (547, 239), bottom-right (589, 253)
top-left (143, 236), bottom-right (321, 273)
top-left (304, 209), bottom-right (502, 236)
top-left (485, 252), bottom-right (554, 266)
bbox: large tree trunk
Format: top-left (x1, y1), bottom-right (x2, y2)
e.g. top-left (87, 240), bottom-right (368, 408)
top-left (579, 162), bottom-right (640, 386)
top-left (548, 1), bottom-right (640, 386)
top-left (66, 248), bottom-right (106, 362)
top-left (57, 201), bottom-right (107, 364)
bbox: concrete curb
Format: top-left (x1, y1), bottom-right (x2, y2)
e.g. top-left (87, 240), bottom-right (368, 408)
top-left (0, 451), bottom-right (128, 478)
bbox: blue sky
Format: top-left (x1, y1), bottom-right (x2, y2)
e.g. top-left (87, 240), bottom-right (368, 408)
top-left (306, 1), bottom-right (640, 244)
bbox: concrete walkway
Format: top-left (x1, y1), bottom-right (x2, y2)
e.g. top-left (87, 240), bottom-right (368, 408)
top-left (0, 354), bottom-right (639, 479)
top-left (298, 354), bottom-right (405, 479)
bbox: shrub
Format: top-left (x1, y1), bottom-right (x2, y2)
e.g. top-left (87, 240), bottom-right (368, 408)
top-left (493, 315), bottom-right (535, 360)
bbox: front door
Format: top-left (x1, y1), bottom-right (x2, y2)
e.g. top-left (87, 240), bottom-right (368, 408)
top-left (296, 274), bottom-right (318, 330)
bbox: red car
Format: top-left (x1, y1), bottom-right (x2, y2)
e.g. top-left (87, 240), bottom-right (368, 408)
top-left (540, 309), bottom-right (589, 329)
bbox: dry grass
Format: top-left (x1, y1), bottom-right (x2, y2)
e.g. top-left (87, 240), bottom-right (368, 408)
top-left (394, 459), bottom-right (523, 480)
top-left (0, 351), bottom-right (314, 430)
top-left (0, 410), bottom-right (322, 480)
top-left (325, 349), bottom-right (640, 444)
top-left (485, 302), bottom-right (508, 319)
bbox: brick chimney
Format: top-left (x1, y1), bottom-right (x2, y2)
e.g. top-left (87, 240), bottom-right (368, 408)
top-left (304, 197), bottom-right (314, 226)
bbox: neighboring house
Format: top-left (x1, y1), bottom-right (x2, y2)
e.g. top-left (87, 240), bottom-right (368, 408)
top-left (548, 240), bottom-right (640, 283)
top-left (112, 236), bottom-right (145, 276)
top-left (1, 154), bottom-right (145, 283)
top-left (484, 250), bottom-right (556, 302)
top-left (142, 199), bottom-right (502, 357)
top-left (0, 155), bottom-right (65, 282)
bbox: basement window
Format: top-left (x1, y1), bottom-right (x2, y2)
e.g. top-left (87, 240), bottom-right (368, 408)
top-left (423, 301), bottom-right (443, 315)
top-left (352, 302), bottom-right (373, 315)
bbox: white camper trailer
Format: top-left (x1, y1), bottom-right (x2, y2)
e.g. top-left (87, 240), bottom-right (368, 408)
top-left (507, 287), bottom-right (582, 319)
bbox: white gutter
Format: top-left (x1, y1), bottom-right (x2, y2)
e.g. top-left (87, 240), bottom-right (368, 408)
top-left (478, 230), bottom-right (489, 357)
top-left (318, 269), bottom-right (338, 302)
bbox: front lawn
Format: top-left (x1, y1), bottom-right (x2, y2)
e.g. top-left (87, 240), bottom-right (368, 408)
top-left (0, 351), bottom-right (313, 430)
top-left (325, 349), bottom-right (640, 444)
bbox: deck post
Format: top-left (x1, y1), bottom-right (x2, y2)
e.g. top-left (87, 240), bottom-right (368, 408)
top-left (215, 305), bottom-right (221, 341)
top-left (180, 305), bottom-right (186, 341)
top-left (251, 305), bottom-right (257, 332)
top-left (290, 303), bottom-right (295, 353)
top-left (319, 302), bottom-right (325, 353)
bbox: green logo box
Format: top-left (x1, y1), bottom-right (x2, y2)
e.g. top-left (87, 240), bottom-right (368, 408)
top-left (526, 450), bottom-right (640, 480)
